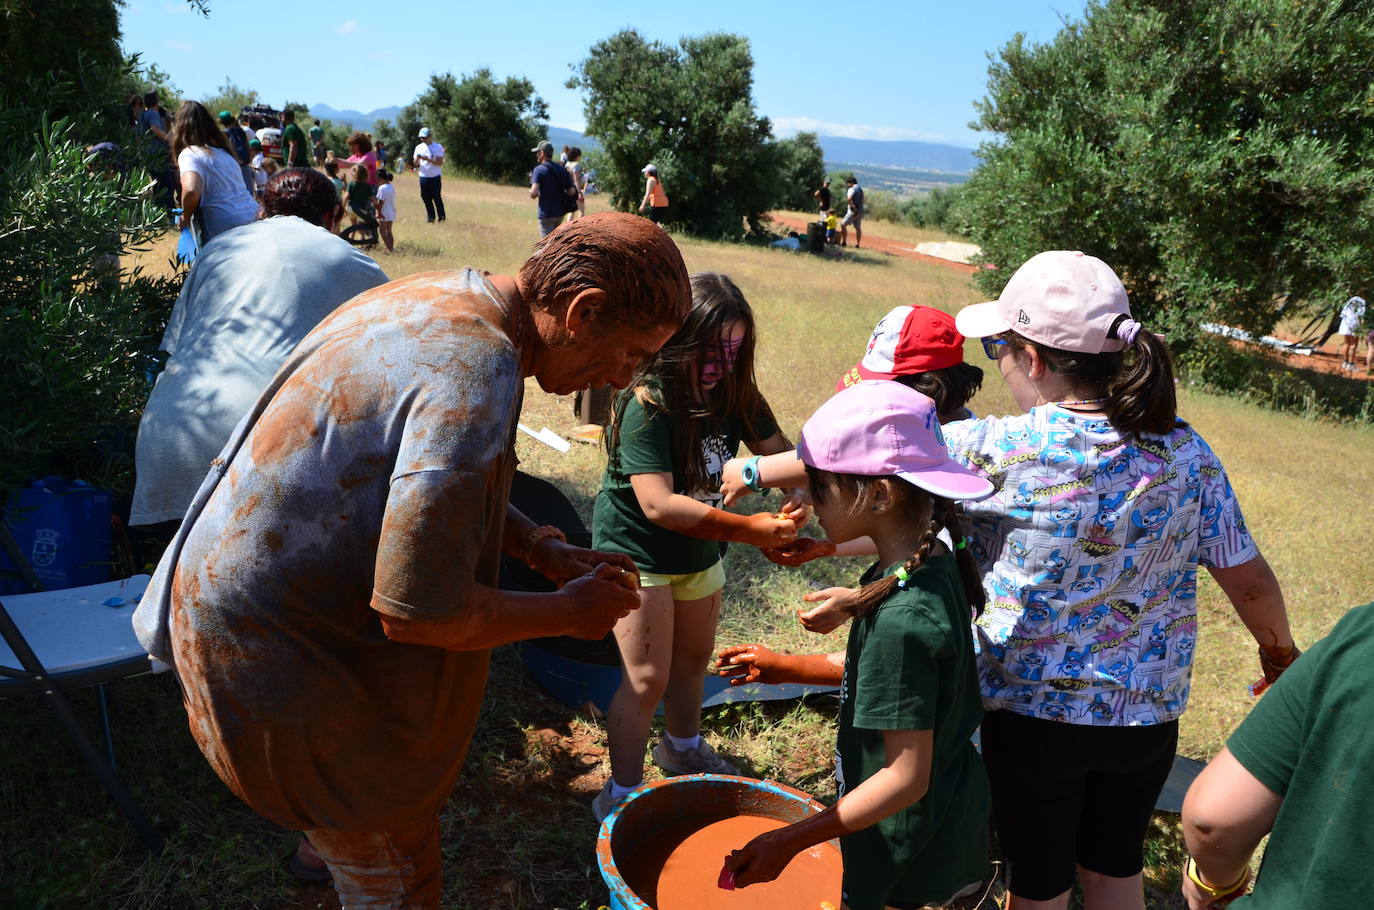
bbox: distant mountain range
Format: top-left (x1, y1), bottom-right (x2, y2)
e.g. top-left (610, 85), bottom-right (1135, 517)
top-left (308, 104), bottom-right (978, 177)
top-left (309, 103), bottom-right (405, 130)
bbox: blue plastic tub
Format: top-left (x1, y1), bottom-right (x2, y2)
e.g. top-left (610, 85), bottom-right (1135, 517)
top-left (595, 773), bottom-right (831, 910)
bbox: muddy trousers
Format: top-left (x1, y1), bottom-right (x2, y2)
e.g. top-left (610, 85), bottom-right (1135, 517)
top-left (307, 815), bottom-right (442, 909)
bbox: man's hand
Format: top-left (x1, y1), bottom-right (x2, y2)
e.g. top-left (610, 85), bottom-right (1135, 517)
top-left (717, 644), bottom-right (794, 686)
top-left (797, 587), bottom-right (859, 634)
top-left (724, 828), bottom-right (800, 888)
top-left (762, 538), bottom-right (835, 567)
top-left (530, 538), bottom-right (639, 590)
top-left (719, 457), bottom-right (748, 506)
top-left (559, 563), bottom-right (641, 639)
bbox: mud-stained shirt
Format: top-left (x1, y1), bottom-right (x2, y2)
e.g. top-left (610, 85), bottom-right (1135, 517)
top-left (136, 268), bottom-right (525, 832)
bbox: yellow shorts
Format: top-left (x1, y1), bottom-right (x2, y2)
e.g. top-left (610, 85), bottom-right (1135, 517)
top-left (637, 561), bottom-right (725, 600)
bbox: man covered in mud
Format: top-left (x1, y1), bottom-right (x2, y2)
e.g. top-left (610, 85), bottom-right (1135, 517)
top-left (133, 212), bottom-right (691, 906)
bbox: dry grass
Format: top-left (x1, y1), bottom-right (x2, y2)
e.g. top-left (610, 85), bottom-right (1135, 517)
top-left (29, 171), bottom-right (1369, 909)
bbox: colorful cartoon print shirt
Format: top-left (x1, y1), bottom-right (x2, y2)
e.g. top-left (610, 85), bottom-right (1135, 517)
top-left (136, 268), bottom-right (525, 831)
top-left (943, 406), bottom-right (1257, 726)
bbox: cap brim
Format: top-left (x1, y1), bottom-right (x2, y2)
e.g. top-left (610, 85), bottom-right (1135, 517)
top-left (895, 464), bottom-right (995, 501)
top-left (955, 301), bottom-right (1011, 340)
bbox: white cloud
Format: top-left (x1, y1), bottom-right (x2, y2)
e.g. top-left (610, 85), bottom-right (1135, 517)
top-left (165, 40), bottom-right (195, 52)
top-left (337, 19), bottom-right (359, 34)
top-left (772, 116), bottom-right (950, 144)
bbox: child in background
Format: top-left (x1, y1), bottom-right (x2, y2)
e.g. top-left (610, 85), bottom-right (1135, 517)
top-left (717, 380), bottom-right (993, 910)
top-left (249, 139), bottom-right (268, 200)
top-left (825, 209), bottom-right (838, 244)
top-left (374, 168), bottom-right (396, 253)
top-left (323, 159), bottom-right (346, 232)
top-left (345, 163), bottom-right (374, 225)
top-left (591, 273), bottom-right (803, 822)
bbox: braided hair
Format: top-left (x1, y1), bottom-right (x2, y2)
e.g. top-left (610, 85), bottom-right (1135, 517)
top-left (805, 467), bottom-right (986, 620)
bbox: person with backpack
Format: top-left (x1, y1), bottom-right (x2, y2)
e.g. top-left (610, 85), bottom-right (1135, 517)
top-left (530, 139), bottom-right (577, 237)
top-left (219, 110), bottom-right (254, 195)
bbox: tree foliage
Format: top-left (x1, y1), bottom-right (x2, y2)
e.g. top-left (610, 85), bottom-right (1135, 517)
top-left (200, 78), bottom-right (258, 121)
top-left (569, 30), bottom-right (784, 238)
top-left (0, 1), bottom-right (182, 496)
top-left (774, 132), bottom-right (826, 213)
top-left (960, 0), bottom-right (1374, 339)
top-left (407, 69), bottom-right (547, 183)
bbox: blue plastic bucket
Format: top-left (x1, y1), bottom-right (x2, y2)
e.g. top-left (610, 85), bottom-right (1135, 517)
top-left (595, 774), bottom-right (831, 910)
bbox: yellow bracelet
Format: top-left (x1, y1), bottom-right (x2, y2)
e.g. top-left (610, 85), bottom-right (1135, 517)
top-left (1185, 856), bottom-right (1248, 899)
top-left (520, 524), bottom-right (566, 566)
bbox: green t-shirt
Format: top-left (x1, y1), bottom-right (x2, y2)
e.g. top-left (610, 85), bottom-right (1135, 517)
top-left (308, 124), bottom-right (324, 145)
top-left (282, 122), bottom-right (309, 166)
top-left (1226, 602), bottom-right (1374, 909)
top-left (592, 389), bottom-right (775, 575)
top-left (347, 180), bottom-right (374, 210)
top-left (836, 556), bottom-right (989, 910)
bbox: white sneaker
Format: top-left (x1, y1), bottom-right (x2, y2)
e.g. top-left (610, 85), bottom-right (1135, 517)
top-left (651, 732), bottom-right (739, 776)
top-left (592, 780), bottom-right (628, 823)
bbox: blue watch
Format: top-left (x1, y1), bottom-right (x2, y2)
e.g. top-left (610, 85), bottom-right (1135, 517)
top-left (741, 455), bottom-right (764, 493)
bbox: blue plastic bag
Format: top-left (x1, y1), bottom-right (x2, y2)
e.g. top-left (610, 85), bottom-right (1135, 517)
top-left (0, 477), bottom-right (113, 594)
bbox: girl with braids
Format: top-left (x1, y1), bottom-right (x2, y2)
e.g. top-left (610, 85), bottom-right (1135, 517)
top-left (940, 251), bottom-right (1298, 910)
top-left (591, 273), bottom-right (802, 822)
top-left (716, 380), bottom-right (994, 910)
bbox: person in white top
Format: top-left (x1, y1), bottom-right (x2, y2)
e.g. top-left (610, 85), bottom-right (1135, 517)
top-left (171, 100), bottom-right (259, 243)
top-left (1339, 294), bottom-right (1365, 370)
top-left (412, 126), bottom-right (446, 223)
top-left (565, 146), bottom-right (586, 221)
top-left (375, 168), bottom-right (397, 253)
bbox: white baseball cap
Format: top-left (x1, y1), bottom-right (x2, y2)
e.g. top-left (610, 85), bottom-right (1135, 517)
top-left (418, 127), bottom-right (431, 138)
top-left (956, 251), bottom-right (1134, 354)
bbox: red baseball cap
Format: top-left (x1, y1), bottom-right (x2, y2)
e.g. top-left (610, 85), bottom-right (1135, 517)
top-left (836, 305), bottom-right (966, 391)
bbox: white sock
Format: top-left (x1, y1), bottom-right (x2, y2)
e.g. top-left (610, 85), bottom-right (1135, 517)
top-left (666, 732), bottom-right (702, 751)
top-left (608, 779), bottom-right (638, 800)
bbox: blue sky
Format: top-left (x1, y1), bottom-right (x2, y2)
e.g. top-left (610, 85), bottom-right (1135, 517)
top-left (121, 0), bottom-right (1088, 149)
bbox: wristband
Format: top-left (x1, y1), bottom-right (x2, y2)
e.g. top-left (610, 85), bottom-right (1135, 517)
top-left (741, 456), bottom-right (764, 493)
top-left (520, 524), bottom-right (566, 566)
top-left (1185, 856), bottom-right (1248, 899)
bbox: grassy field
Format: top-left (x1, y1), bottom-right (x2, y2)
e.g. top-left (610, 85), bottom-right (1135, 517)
top-left (4, 174), bottom-right (1370, 909)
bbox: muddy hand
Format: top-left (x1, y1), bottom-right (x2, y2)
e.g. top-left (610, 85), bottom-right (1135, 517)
top-left (1258, 643), bottom-right (1300, 684)
top-left (778, 489), bottom-right (811, 526)
top-left (763, 537), bottom-right (836, 567)
top-left (533, 537), bottom-right (638, 589)
top-left (797, 587), bottom-right (859, 634)
top-left (717, 643), bottom-right (786, 686)
top-left (743, 512), bottom-right (797, 548)
top-left (560, 563), bottom-right (640, 639)
top-left (724, 829), bottom-right (796, 888)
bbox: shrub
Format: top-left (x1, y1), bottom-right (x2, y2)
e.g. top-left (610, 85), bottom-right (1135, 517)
top-left (0, 117), bottom-right (183, 497)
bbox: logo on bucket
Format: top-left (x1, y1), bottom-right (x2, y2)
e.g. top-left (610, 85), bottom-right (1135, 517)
top-left (31, 528), bottom-right (59, 568)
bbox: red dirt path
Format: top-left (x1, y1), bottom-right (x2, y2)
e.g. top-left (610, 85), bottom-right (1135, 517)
top-left (770, 214), bottom-right (978, 274)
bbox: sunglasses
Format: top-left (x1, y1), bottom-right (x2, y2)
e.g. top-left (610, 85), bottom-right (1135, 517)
top-left (981, 338), bottom-right (1010, 360)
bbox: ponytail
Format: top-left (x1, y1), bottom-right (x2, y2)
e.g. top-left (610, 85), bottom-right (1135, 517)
top-left (1006, 319), bottom-right (1182, 438)
top-left (1103, 315), bottom-right (1178, 436)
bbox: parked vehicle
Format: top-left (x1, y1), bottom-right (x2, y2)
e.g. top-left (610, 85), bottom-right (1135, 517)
top-left (240, 105), bottom-right (283, 161)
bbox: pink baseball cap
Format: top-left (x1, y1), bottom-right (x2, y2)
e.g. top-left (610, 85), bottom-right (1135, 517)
top-left (835, 305), bottom-right (966, 391)
top-left (955, 251), bottom-right (1133, 354)
top-left (798, 381), bottom-right (993, 501)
